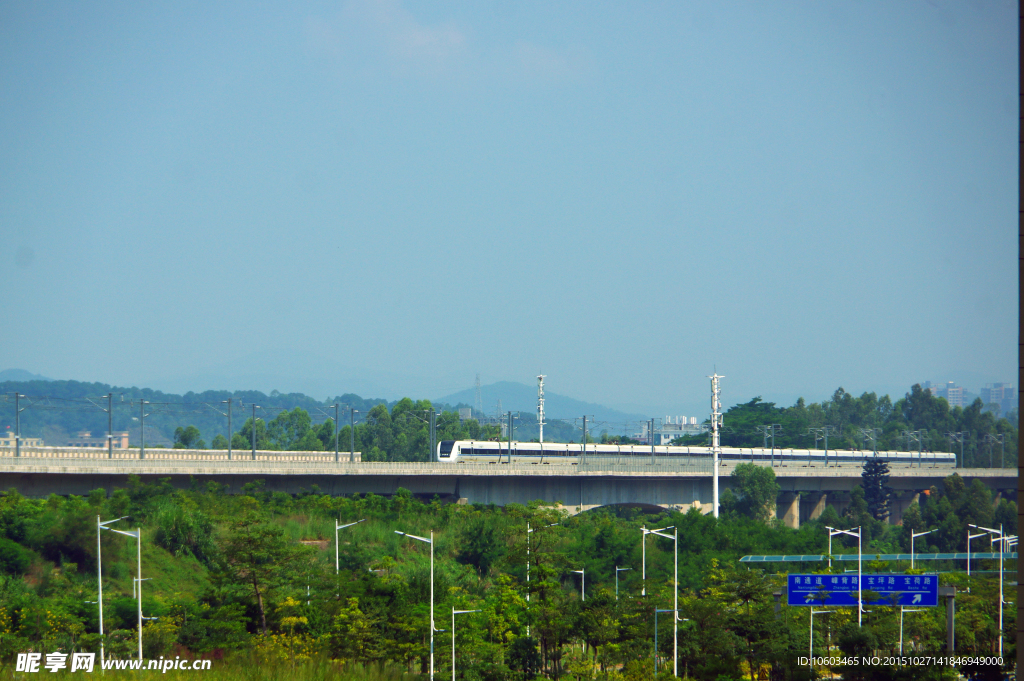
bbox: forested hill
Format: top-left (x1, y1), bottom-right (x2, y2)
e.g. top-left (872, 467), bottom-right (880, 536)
top-left (0, 379), bottom-right (389, 448)
top-left (674, 385), bottom-right (1017, 468)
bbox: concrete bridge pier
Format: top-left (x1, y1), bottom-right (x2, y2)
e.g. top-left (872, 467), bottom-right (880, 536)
top-left (780, 493), bottom-right (801, 529)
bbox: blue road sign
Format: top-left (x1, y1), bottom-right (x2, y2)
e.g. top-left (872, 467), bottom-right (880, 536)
top-left (787, 573), bottom-right (939, 607)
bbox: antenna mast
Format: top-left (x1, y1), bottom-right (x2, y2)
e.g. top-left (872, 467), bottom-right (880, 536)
top-left (709, 372), bottom-right (724, 518)
top-left (537, 373), bottom-right (546, 443)
top-left (474, 374), bottom-right (483, 417)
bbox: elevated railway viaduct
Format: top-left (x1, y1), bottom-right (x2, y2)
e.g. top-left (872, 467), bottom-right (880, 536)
top-left (0, 448), bottom-right (1014, 527)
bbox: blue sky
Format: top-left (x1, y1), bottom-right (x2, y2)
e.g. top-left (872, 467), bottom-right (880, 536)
top-left (0, 1), bottom-right (1017, 417)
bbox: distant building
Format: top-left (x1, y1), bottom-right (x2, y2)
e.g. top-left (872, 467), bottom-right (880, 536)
top-left (924, 381), bottom-right (965, 408)
top-left (634, 417), bottom-right (704, 445)
top-left (458, 407), bottom-right (473, 422)
top-left (65, 431), bottom-right (130, 448)
top-left (0, 432), bottom-right (44, 447)
top-left (980, 383), bottom-right (1017, 416)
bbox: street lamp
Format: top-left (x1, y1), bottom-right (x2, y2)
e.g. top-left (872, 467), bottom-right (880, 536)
top-left (828, 527), bottom-right (862, 626)
top-left (825, 526), bottom-right (845, 572)
top-left (451, 608), bottom-right (481, 681)
top-left (615, 566), bottom-right (632, 601)
top-left (809, 609), bottom-right (830, 663)
top-left (966, 530), bottom-right (987, 593)
top-left (335, 519), bottom-right (366, 574)
top-left (96, 515), bottom-right (127, 666)
top-left (571, 569), bottom-right (585, 601)
top-left (969, 523), bottom-right (1011, 657)
top-left (397, 530), bottom-right (435, 681)
top-left (651, 606), bottom-right (675, 675)
top-left (104, 525), bottom-right (143, 660)
top-left (910, 529), bottom-right (935, 570)
top-left (643, 525), bottom-right (678, 676)
top-left (899, 607), bottom-right (923, 656)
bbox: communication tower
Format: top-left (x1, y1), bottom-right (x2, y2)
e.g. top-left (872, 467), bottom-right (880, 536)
top-left (709, 372), bottom-right (724, 518)
top-left (537, 373), bottom-right (546, 443)
top-left (474, 374), bottom-right (483, 417)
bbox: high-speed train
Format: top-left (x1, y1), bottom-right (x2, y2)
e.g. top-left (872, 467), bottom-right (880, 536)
top-left (437, 440), bottom-right (957, 467)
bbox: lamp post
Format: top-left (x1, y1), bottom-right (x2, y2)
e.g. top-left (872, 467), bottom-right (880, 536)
top-left (105, 525), bottom-right (143, 660)
top-left (397, 530), bottom-right (435, 681)
top-left (967, 530), bottom-right (987, 591)
top-left (615, 566), bottom-right (632, 601)
top-left (644, 526), bottom-right (678, 676)
top-left (250, 404), bottom-right (262, 460)
top-left (651, 606), bottom-right (675, 675)
top-left (809, 609), bottom-right (830, 663)
top-left (96, 515), bottom-right (127, 666)
top-left (335, 519), bottom-right (366, 573)
top-left (139, 401), bottom-right (149, 460)
top-left (969, 523), bottom-right (1008, 657)
top-left (451, 608), bottom-right (480, 681)
top-left (899, 607), bottom-right (924, 656)
top-left (350, 408), bottom-right (358, 463)
top-left (572, 569), bottom-right (585, 601)
top-left (828, 527), bottom-right (862, 626)
top-left (910, 529), bottom-right (935, 570)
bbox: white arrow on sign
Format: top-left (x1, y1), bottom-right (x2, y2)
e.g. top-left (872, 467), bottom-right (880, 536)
top-left (912, 594), bottom-right (922, 604)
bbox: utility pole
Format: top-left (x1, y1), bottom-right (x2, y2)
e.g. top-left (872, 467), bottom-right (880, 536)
top-left (14, 392), bottom-right (23, 458)
top-left (649, 418), bottom-right (656, 465)
top-left (859, 427), bottom-right (880, 458)
top-left (982, 433), bottom-right (1004, 468)
top-left (227, 398), bottom-right (232, 460)
top-left (537, 374), bottom-right (546, 443)
top-left (901, 430), bottom-right (924, 467)
top-left (581, 415), bottom-right (587, 466)
top-left (251, 404), bottom-right (260, 460)
top-left (755, 424), bottom-right (782, 466)
top-left (107, 393), bottom-right (113, 459)
top-left (350, 408), bottom-right (358, 463)
top-left (709, 373), bottom-right (724, 518)
top-left (947, 431), bottom-right (967, 469)
top-left (139, 400), bottom-right (148, 460)
top-left (332, 403), bottom-right (340, 462)
top-left (429, 408), bottom-right (436, 463)
top-left (806, 426), bottom-right (838, 466)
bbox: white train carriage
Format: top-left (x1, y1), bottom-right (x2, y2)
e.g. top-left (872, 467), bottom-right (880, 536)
top-left (437, 440), bottom-right (957, 467)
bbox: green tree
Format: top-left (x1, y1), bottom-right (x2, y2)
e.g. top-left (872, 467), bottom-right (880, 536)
top-left (173, 425), bottom-right (205, 449)
top-left (215, 510), bottom-right (310, 634)
top-left (728, 463), bottom-right (780, 522)
top-left (861, 455), bottom-right (892, 521)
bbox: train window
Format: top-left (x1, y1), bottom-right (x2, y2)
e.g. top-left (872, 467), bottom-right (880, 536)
top-left (439, 441), bottom-right (455, 457)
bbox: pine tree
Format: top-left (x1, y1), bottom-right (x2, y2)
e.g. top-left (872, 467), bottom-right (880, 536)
top-left (861, 455), bottom-right (892, 521)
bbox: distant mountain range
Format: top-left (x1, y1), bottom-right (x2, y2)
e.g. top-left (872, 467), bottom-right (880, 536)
top-left (0, 369), bottom-right (53, 382)
top-left (436, 381), bottom-right (649, 426)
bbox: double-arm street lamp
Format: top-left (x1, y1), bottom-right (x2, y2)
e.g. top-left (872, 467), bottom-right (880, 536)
top-left (615, 566), bottom-right (632, 601)
top-left (571, 569), bottom-right (585, 601)
top-left (643, 525), bottom-right (678, 676)
top-left (96, 515), bottom-right (127, 666)
top-left (396, 530), bottom-right (435, 681)
top-left (103, 524), bottom-right (143, 660)
top-left (910, 528), bottom-right (935, 570)
top-left (335, 519), bottom-right (366, 573)
top-left (968, 523), bottom-right (1014, 657)
top-left (809, 609), bottom-right (831, 663)
top-left (827, 526), bottom-right (862, 626)
top-left (451, 608), bottom-right (481, 681)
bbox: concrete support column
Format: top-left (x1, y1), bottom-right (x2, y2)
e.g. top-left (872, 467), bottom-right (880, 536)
top-left (808, 493), bottom-right (828, 521)
top-left (780, 493), bottom-right (800, 529)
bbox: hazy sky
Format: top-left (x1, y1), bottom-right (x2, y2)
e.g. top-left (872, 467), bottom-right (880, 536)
top-left (1, 1), bottom-right (1017, 417)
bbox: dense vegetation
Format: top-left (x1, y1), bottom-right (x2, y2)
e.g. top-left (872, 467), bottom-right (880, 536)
top-left (0, 464), bottom-right (1015, 680)
top-left (674, 385), bottom-right (1017, 469)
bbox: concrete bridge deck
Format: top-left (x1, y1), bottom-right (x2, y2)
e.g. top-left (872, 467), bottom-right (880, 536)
top-left (0, 447), bottom-right (1014, 527)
